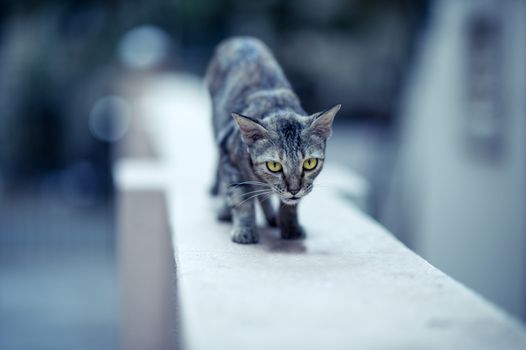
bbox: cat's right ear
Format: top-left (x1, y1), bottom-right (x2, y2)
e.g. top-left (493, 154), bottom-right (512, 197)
top-left (231, 113), bottom-right (268, 146)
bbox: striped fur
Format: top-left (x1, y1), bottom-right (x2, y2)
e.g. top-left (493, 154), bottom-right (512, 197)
top-left (206, 37), bottom-right (340, 244)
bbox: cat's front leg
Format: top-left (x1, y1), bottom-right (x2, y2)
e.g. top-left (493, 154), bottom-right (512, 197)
top-left (223, 163), bottom-right (258, 244)
top-left (232, 200), bottom-right (259, 244)
top-left (228, 193), bottom-right (258, 244)
top-left (279, 202), bottom-right (305, 240)
top-left (258, 196), bottom-right (277, 227)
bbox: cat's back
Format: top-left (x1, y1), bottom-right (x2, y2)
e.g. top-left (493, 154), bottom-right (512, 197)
top-left (206, 37), bottom-right (301, 143)
top-left (205, 37), bottom-right (289, 102)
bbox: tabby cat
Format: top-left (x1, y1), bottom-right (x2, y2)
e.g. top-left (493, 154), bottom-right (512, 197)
top-left (206, 37), bottom-right (340, 244)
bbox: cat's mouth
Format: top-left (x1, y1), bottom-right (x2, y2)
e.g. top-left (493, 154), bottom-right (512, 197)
top-left (280, 196), bottom-right (302, 205)
top-left (277, 186), bottom-right (313, 205)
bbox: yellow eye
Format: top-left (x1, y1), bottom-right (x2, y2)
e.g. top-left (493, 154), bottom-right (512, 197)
top-left (303, 158), bottom-right (318, 170)
top-left (266, 161), bottom-right (282, 173)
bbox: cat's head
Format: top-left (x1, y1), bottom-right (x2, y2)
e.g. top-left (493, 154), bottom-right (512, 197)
top-left (232, 104), bottom-right (340, 205)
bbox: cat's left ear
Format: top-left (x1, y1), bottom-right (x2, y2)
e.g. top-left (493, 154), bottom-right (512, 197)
top-left (231, 112), bottom-right (269, 146)
top-left (307, 104), bottom-right (341, 138)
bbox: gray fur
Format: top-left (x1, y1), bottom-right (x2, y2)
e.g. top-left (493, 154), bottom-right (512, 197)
top-left (206, 37), bottom-right (340, 244)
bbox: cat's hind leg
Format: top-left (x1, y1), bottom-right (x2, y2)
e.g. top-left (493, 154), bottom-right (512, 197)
top-left (216, 163), bottom-right (232, 222)
top-left (210, 158), bottom-right (221, 196)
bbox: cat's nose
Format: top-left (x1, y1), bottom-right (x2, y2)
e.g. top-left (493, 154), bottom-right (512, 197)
top-left (289, 188), bottom-right (300, 195)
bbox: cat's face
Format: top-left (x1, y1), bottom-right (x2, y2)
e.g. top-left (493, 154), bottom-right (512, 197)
top-left (233, 105), bottom-right (340, 205)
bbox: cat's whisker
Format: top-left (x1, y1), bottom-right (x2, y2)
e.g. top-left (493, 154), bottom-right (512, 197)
top-left (259, 193), bottom-right (274, 204)
top-left (237, 194), bottom-right (265, 207)
top-left (230, 180), bottom-right (268, 186)
top-left (228, 181), bottom-right (270, 189)
top-left (237, 191), bottom-right (273, 206)
top-left (237, 189), bottom-right (274, 198)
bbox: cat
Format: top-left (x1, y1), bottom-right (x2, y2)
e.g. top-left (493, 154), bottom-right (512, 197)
top-left (205, 37), bottom-right (340, 244)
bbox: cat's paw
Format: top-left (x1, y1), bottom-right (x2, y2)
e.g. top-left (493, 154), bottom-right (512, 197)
top-left (280, 225), bottom-right (305, 240)
top-left (231, 226), bottom-right (259, 244)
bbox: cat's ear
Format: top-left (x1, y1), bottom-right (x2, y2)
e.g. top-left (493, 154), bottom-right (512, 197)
top-left (231, 112), bottom-right (269, 145)
top-left (308, 104), bottom-right (341, 138)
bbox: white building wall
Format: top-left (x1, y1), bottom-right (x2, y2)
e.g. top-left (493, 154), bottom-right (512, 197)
top-left (382, 0), bottom-right (526, 320)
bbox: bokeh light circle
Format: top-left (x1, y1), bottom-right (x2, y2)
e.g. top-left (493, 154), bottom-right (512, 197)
top-left (89, 95), bottom-right (131, 142)
top-left (118, 25), bottom-right (170, 69)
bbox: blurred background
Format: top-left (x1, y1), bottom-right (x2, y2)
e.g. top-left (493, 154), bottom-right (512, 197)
top-left (0, 0), bottom-right (524, 349)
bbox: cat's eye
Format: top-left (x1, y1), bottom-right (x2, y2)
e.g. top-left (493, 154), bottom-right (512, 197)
top-left (266, 161), bottom-right (282, 173)
top-left (303, 158), bottom-right (318, 171)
